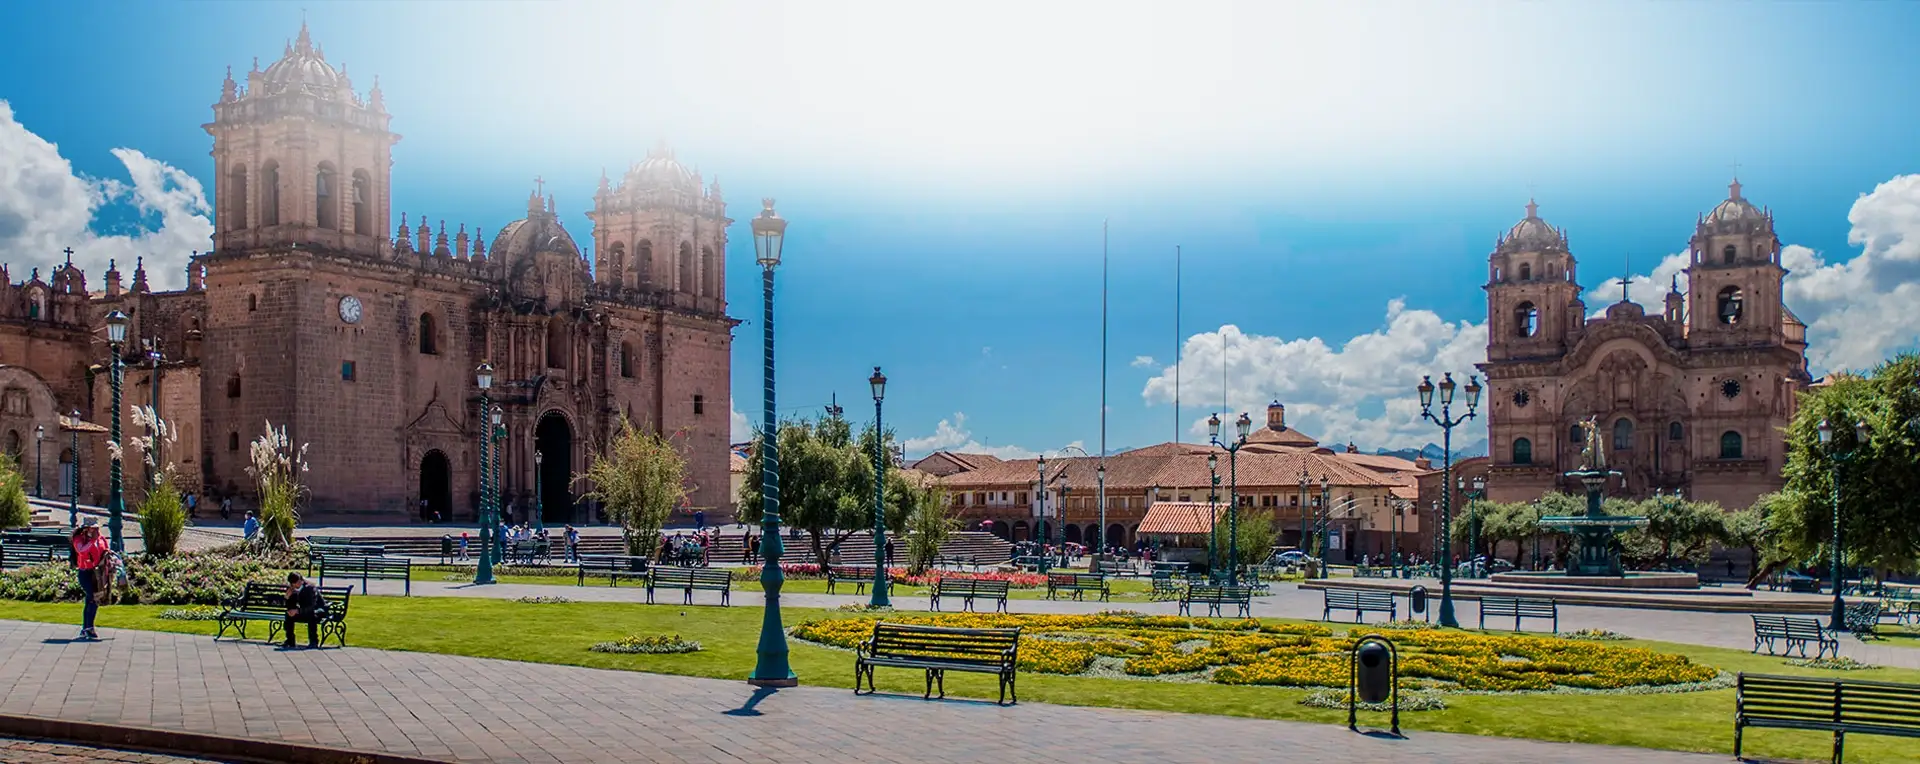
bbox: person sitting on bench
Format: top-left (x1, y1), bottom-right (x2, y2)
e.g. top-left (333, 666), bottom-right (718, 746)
top-left (283, 573), bottom-right (325, 649)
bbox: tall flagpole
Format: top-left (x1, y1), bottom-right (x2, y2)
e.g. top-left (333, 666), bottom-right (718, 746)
top-left (1098, 218), bottom-right (1109, 556)
top-left (1174, 245), bottom-right (1181, 444)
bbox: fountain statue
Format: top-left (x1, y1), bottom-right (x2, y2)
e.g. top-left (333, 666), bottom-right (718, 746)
top-left (1539, 417), bottom-right (1648, 577)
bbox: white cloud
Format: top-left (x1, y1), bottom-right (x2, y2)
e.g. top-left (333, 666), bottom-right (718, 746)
top-left (1584, 251), bottom-right (1691, 315)
top-left (903, 411), bottom-right (1071, 461)
top-left (1598, 174), bottom-right (1920, 373)
top-left (1141, 300), bottom-right (1488, 451)
top-left (730, 402), bottom-right (753, 443)
top-left (1130, 355), bottom-right (1157, 368)
top-left (0, 101), bottom-right (212, 291)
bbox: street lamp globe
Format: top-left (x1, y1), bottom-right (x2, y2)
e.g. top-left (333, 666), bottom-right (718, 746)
top-left (752, 199), bottom-right (786, 267)
top-left (1235, 412), bottom-right (1253, 440)
top-left (1817, 418), bottom-right (1833, 444)
top-left (1207, 413), bottom-right (1221, 440)
top-left (1207, 452), bottom-right (1217, 471)
top-left (1464, 375), bottom-right (1483, 409)
top-left (35, 424), bottom-right (43, 442)
top-left (476, 362), bottom-right (494, 390)
top-left (869, 367), bottom-right (887, 402)
top-left (491, 405), bottom-right (503, 426)
top-left (1417, 375), bottom-right (1435, 411)
top-left (535, 450), bottom-right (543, 466)
top-left (1472, 475), bottom-right (1486, 492)
top-left (1438, 372), bottom-right (1457, 407)
top-left (105, 310), bottom-right (130, 345)
top-left (1854, 420), bottom-right (1871, 443)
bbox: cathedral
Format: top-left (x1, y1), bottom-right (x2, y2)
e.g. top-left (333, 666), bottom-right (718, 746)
top-left (0, 24), bottom-right (736, 523)
top-left (1478, 183), bottom-right (1812, 510)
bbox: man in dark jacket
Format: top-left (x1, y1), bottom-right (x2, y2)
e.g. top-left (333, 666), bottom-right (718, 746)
top-left (283, 572), bottom-right (324, 649)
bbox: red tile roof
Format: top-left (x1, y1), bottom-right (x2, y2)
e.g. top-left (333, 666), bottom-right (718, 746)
top-left (1138, 501), bottom-right (1221, 535)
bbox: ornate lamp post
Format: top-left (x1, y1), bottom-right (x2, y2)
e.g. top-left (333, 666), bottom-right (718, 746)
top-left (1417, 372), bottom-right (1481, 628)
top-left (748, 198), bottom-right (798, 688)
top-left (1095, 463), bottom-right (1107, 558)
top-left (34, 424), bottom-right (44, 498)
top-left (67, 409), bottom-right (80, 529)
top-left (1209, 412), bottom-right (1252, 585)
top-left (1318, 475), bottom-right (1331, 578)
top-left (534, 450), bottom-right (545, 534)
top-left (1297, 468), bottom-right (1310, 552)
top-left (1388, 496), bottom-right (1406, 578)
top-left (868, 366), bottom-right (891, 608)
top-left (1057, 477), bottom-right (1071, 569)
top-left (1462, 475), bottom-right (1487, 578)
top-left (104, 310), bottom-right (129, 554)
top-left (1035, 455), bottom-right (1048, 557)
top-left (474, 362), bottom-right (496, 585)
top-left (1817, 418), bottom-right (1870, 631)
top-left (492, 405), bottom-right (505, 559)
top-left (1206, 450), bottom-right (1220, 576)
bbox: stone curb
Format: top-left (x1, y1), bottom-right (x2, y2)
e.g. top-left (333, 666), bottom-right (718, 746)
top-left (1297, 579), bottom-right (1828, 614)
top-left (0, 712), bottom-right (449, 764)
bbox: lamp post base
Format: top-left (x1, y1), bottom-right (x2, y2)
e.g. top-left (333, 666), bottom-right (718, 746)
top-left (747, 676), bottom-right (800, 688)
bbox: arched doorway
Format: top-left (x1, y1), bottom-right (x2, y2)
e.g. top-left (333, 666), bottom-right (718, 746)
top-left (1108, 523), bottom-right (1127, 548)
top-left (1012, 520), bottom-right (1029, 542)
top-left (989, 522), bottom-right (1010, 541)
top-left (536, 411), bottom-right (573, 524)
top-left (418, 451), bottom-right (451, 521)
top-left (1064, 524), bottom-right (1082, 545)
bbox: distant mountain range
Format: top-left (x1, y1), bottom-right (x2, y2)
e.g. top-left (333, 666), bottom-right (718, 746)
top-left (1373, 442), bottom-right (1486, 463)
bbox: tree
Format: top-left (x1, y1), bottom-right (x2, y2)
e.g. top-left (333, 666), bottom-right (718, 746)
top-left (1638, 495), bottom-right (1726, 567)
top-left (1531, 492), bottom-right (1585, 567)
top-left (0, 452), bottom-right (29, 529)
top-left (1722, 500), bottom-right (1774, 586)
top-left (737, 415), bottom-right (913, 567)
top-left (577, 417), bottom-right (689, 558)
top-left (1770, 353), bottom-right (1920, 577)
top-left (904, 484), bottom-right (955, 574)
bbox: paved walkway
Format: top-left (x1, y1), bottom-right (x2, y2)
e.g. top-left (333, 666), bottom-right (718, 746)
top-left (0, 735), bottom-right (223, 764)
top-left (0, 620), bottom-right (1720, 764)
top-left (389, 577), bottom-right (1920, 670)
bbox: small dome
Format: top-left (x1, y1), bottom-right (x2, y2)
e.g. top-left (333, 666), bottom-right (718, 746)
top-left (1497, 199), bottom-right (1567, 253)
top-left (627, 143), bottom-right (698, 190)
top-left (489, 210), bottom-right (581, 263)
top-left (1707, 179), bottom-right (1765, 224)
top-left (257, 23), bottom-right (347, 96)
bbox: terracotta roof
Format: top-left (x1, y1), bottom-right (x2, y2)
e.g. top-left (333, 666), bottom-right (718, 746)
top-left (1335, 452), bottom-right (1420, 473)
top-left (729, 453), bottom-right (748, 474)
top-left (932, 444), bottom-right (1401, 492)
top-left (1138, 501), bottom-right (1221, 535)
top-left (1245, 425), bottom-right (1318, 448)
top-left (59, 414), bottom-right (108, 434)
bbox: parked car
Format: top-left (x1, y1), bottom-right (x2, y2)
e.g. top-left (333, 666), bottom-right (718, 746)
top-left (1268, 550), bottom-right (1317, 568)
top-left (1456, 556), bottom-right (1515, 577)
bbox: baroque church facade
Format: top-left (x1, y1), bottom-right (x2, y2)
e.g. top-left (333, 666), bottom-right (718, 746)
top-left (1478, 183), bottom-right (1812, 510)
top-left (0, 24), bottom-right (736, 522)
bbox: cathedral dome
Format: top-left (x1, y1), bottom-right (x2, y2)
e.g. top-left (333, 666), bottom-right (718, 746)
top-left (1706, 179), bottom-right (1765, 224)
top-left (258, 23), bottom-right (348, 96)
top-left (627, 143), bottom-right (698, 190)
top-left (1496, 200), bottom-right (1567, 253)
top-left (490, 198), bottom-right (582, 263)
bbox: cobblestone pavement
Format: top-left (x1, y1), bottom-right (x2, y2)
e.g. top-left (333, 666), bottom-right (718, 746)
top-left (389, 577), bottom-right (1920, 670)
top-left (0, 620), bottom-right (1722, 764)
top-left (0, 735), bottom-right (228, 763)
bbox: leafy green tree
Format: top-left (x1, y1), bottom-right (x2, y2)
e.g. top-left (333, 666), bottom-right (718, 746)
top-left (1212, 509), bottom-right (1281, 569)
top-left (738, 415), bottom-right (915, 566)
top-left (0, 452), bottom-right (29, 529)
top-left (1722, 500), bottom-right (1774, 586)
top-left (1638, 495), bottom-right (1726, 566)
top-left (904, 485), bottom-right (955, 574)
top-left (577, 417), bottom-right (689, 557)
top-left (1770, 353), bottom-right (1920, 577)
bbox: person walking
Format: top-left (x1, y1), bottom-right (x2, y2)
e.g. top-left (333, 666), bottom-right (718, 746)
top-left (242, 511), bottom-right (260, 544)
top-left (282, 572), bottom-right (325, 649)
top-left (185, 492), bottom-right (198, 519)
top-left (70, 521), bottom-right (111, 641)
top-left (564, 525), bottom-right (579, 563)
top-left (219, 496), bottom-right (232, 521)
top-left (458, 532), bottom-right (470, 561)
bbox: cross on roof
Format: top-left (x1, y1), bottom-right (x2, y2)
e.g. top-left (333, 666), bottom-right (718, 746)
top-left (1617, 273), bottom-right (1632, 304)
top-left (533, 175), bottom-right (545, 196)
top-left (61, 247), bottom-right (73, 264)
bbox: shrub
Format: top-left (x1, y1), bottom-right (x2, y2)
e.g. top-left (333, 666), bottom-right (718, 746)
top-left (588, 634), bottom-right (701, 654)
top-left (0, 452), bottom-right (31, 529)
top-left (139, 476), bottom-right (187, 557)
top-left (0, 546), bottom-right (294, 605)
top-left (1301, 687), bottom-right (1448, 711)
top-left (247, 421), bottom-right (307, 549)
top-left (158, 606), bottom-right (223, 621)
top-left (515, 596), bottom-right (573, 604)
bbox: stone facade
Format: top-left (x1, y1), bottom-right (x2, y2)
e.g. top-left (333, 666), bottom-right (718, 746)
top-left (1478, 184), bottom-right (1812, 510)
top-left (1, 23), bottom-right (736, 524)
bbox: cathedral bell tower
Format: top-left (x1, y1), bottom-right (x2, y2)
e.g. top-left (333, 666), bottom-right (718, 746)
top-left (1485, 200), bottom-right (1584, 363)
top-left (205, 22), bottom-right (399, 256)
top-left (1685, 179), bottom-right (1788, 348)
top-left (584, 142), bottom-right (731, 315)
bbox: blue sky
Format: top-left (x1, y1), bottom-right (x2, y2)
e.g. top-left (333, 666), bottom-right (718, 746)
top-left (3, 1), bottom-right (1919, 459)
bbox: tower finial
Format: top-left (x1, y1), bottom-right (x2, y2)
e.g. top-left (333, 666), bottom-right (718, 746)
top-left (1525, 198), bottom-right (1539, 219)
top-left (1670, 273), bottom-right (1680, 294)
top-left (1616, 255), bottom-right (1631, 304)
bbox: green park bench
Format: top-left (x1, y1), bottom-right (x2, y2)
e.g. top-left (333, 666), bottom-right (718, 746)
top-left (826, 565), bottom-right (877, 595)
top-left (929, 578), bottom-right (1010, 612)
top-left (1478, 595), bottom-right (1558, 632)
top-left (1045, 573), bottom-right (1109, 602)
top-left (1735, 673), bottom-right (1920, 763)
top-left (306, 544), bottom-right (385, 573)
top-left (1321, 587), bottom-right (1397, 623)
top-left (576, 555), bottom-right (650, 586)
top-left (215, 582), bottom-right (353, 646)
top-left (646, 566), bottom-right (732, 606)
top-left (1179, 584), bottom-right (1253, 618)
top-left (855, 622), bottom-right (1020, 705)
top-left (318, 555), bottom-right (412, 596)
top-left (1751, 614), bottom-right (1838, 659)
top-left (0, 544), bottom-right (61, 570)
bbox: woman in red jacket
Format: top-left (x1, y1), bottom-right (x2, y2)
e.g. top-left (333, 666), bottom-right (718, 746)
top-left (71, 522), bottom-right (110, 641)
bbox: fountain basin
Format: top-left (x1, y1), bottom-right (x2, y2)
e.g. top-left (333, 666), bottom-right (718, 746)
top-left (1489, 571), bottom-right (1700, 590)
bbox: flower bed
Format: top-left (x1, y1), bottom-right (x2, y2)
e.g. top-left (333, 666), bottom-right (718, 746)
top-left (589, 634), bottom-right (702, 654)
top-left (734, 565), bottom-right (1045, 588)
top-left (791, 613), bottom-right (1719, 694)
top-left (0, 545), bottom-right (297, 605)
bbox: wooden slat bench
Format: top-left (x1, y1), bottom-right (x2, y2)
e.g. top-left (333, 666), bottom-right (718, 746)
top-left (929, 578), bottom-right (1010, 612)
top-left (855, 622), bottom-right (1020, 705)
top-left (826, 566), bottom-right (876, 596)
top-left (1735, 673), bottom-right (1920, 763)
top-left (1752, 614), bottom-right (1838, 659)
top-left (215, 582), bottom-right (352, 646)
top-left (1092, 559), bottom-right (1132, 577)
top-left (1045, 573), bottom-right (1109, 602)
top-left (306, 544), bottom-right (384, 573)
top-left (576, 555), bottom-right (650, 586)
top-left (1179, 584), bottom-right (1253, 618)
top-left (1321, 587), bottom-right (1397, 623)
top-left (646, 566), bottom-right (732, 606)
top-left (304, 536), bottom-right (358, 547)
top-left (317, 556), bottom-right (412, 596)
top-left (1150, 572), bottom-right (1181, 601)
top-left (1479, 595), bottom-right (1558, 632)
top-left (0, 544), bottom-right (59, 570)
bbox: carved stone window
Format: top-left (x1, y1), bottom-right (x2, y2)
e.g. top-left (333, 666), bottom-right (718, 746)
top-left (1720, 379), bottom-right (1741, 399)
top-left (1511, 437), bottom-right (1533, 465)
top-left (1719, 431), bottom-right (1744, 459)
top-left (1612, 418), bottom-right (1633, 450)
top-left (0, 388), bottom-right (26, 416)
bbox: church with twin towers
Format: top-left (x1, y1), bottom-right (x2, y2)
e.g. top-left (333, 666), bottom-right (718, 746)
top-left (0, 23), bottom-right (736, 522)
top-left (1478, 183), bottom-right (1813, 511)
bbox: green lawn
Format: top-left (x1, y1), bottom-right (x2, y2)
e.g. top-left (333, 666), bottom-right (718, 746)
top-left (1874, 624), bottom-right (1920, 647)
top-left (3, 597), bottom-right (1913, 763)
top-left (418, 567), bottom-right (1168, 601)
